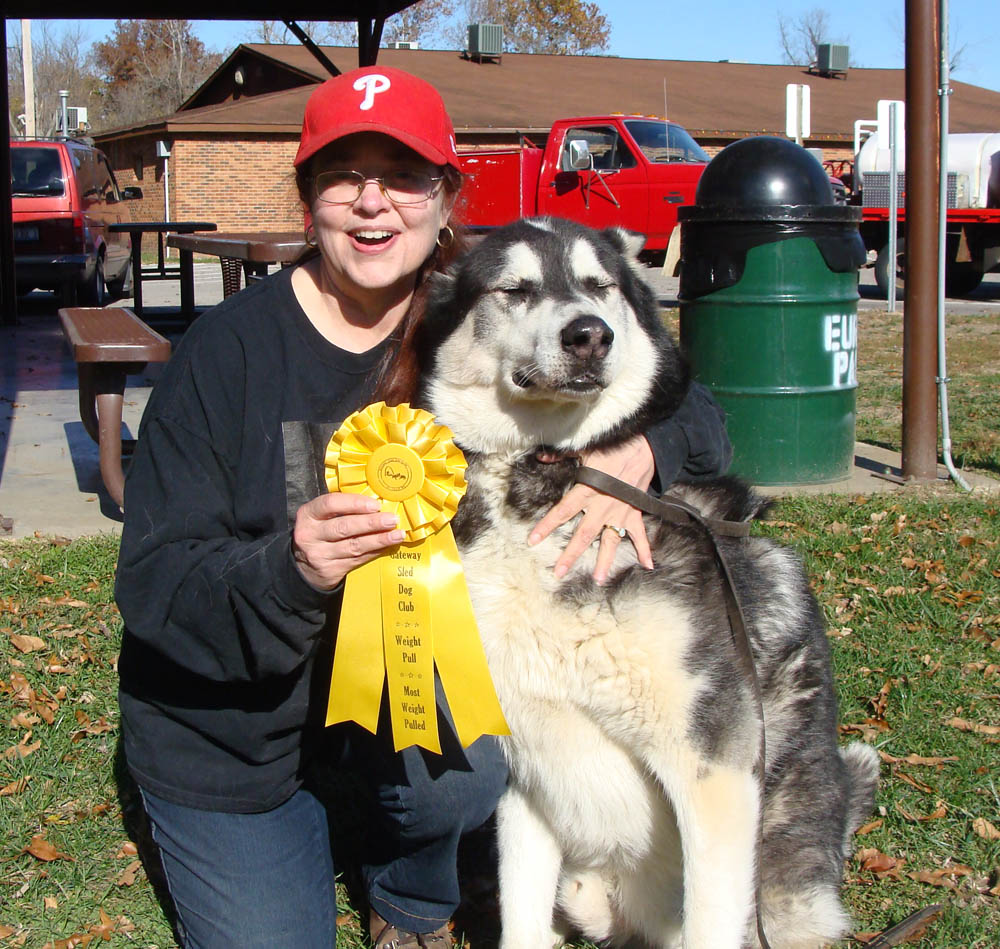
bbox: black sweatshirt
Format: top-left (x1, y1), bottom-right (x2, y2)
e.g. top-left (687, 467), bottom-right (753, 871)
top-left (114, 265), bottom-right (732, 813)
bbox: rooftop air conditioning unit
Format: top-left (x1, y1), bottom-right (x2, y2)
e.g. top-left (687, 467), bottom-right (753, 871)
top-left (385, 40), bottom-right (419, 49)
top-left (66, 106), bottom-right (88, 132)
top-left (468, 23), bottom-right (503, 63)
top-left (816, 43), bottom-right (849, 76)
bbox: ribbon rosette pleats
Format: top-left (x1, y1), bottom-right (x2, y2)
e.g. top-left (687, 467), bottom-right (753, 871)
top-left (324, 401), bottom-right (509, 753)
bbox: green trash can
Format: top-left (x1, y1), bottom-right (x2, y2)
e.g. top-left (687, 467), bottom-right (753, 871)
top-left (679, 137), bottom-right (865, 486)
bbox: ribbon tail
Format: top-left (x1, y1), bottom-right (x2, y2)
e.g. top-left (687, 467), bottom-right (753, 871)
top-left (431, 527), bottom-right (510, 748)
top-left (382, 549), bottom-right (441, 754)
top-left (326, 558), bottom-right (385, 733)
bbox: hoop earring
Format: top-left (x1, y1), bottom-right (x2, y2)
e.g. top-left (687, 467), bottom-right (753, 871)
top-left (305, 225), bottom-right (317, 247)
top-left (436, 225), bottom-right (455, 249)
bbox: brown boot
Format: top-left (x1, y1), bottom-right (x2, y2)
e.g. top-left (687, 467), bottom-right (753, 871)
top-left (369, 909), bottom-right (455, 948)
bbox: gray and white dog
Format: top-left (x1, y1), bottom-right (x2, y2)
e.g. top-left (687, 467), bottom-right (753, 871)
top-left (415, 217), bottom-right (879, 949)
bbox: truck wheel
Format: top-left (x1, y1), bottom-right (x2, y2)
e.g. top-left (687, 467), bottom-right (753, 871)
top-left (944, 262), bottom-right (983, 298)
top-left (79, 257), bottom-right (106, 307)
top-left (874, 240), bottom-right (905, 299)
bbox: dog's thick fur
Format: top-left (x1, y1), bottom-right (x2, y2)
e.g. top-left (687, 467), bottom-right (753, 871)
top-left (416, 218), bottom-right (879, 949)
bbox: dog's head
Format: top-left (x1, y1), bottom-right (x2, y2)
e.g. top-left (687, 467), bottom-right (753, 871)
top-left (416, 218), bottom-right (687, 455)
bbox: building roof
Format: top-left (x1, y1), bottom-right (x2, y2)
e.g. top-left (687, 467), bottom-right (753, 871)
top-left (96, 44), bottom-right (1000, 145)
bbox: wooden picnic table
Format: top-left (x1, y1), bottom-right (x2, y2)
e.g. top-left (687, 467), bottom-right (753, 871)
top-left (109, 221), bottom-right (217, 320)
top-left (167, 231), bottom-right (308, 298)
top-left (58, 306), bottom-right (171, 510)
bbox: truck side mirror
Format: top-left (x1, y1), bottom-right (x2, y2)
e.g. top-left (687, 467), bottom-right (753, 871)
top-left (567, 140), bottom-right (592, 171)
top-left (121, 186), bottom-right (143, 200)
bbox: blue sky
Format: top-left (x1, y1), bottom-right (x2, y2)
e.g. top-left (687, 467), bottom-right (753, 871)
top-left (10, 1), bottom-right (1000, 93)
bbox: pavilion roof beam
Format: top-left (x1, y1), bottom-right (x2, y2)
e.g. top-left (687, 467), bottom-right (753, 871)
top-left (281, 20), bottom-right (341, 77)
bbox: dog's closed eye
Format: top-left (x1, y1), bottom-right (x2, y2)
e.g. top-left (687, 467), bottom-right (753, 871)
top-left (580, 276), bottom-right (616, 296)
top-left (495, 282), bottom-right (539, 300)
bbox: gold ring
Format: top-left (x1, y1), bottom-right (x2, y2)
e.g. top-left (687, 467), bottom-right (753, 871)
top-left (603, 524), bottom-right (627, 539)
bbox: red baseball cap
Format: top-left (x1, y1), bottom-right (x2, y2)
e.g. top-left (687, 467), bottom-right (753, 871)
top-left (294, 66), bottom-right (460, 172)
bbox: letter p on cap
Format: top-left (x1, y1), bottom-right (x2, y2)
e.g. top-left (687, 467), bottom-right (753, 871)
top-left (354, 74), bottom-right (391, 110)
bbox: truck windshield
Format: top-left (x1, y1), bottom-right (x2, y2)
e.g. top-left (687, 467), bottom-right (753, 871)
top-left (624, 120), bottom-right (709, 164)
top-left (11, 147), bottom-right (65, 196)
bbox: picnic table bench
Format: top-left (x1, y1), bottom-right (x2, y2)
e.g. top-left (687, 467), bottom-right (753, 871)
top-left (58, 306), bottom-right (171, 510)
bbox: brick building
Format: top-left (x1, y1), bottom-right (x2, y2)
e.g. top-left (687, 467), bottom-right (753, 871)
top-left (93, 43), bottom-right (1000, 234)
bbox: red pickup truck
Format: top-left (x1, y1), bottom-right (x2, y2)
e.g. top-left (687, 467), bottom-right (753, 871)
top-left (457, 115), bottom-right (710, 263)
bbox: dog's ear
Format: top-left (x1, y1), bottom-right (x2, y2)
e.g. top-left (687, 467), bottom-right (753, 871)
top-left (425, 269), bottom-right (457, 310)
top-left (602, 226), bottom-right (646, 261)
top-left (426, 269), bottom-right (457, 293)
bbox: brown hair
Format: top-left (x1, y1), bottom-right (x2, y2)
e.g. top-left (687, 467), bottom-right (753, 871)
top-left (293, 162), bottom-right (466, 407)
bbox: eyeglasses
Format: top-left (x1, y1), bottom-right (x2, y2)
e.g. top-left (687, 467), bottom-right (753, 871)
top-left (313, 169), bottom-right (445, 206)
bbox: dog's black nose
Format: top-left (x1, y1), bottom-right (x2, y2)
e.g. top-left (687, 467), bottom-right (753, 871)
top-left (561, 316), bottom-right (614, 361)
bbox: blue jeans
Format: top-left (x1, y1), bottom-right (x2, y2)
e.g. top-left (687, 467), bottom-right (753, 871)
top-left (139, 729), bottom-right (507, 948)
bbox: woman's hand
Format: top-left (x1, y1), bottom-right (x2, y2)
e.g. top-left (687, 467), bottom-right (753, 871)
top-left (528, 435), bottom-right (656, 585)
top-left (292, 493), bottom-right (405, 591)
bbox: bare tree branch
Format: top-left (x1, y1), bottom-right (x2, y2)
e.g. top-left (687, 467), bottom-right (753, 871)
top-left (777, 7), bottom-right (839, 67)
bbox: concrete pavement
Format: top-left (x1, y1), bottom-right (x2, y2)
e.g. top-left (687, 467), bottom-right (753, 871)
top-left (1, 262), bottom-right (997, 541)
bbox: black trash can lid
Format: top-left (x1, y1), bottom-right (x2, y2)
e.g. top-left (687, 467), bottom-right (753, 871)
top-left (698, 136), bottom-right (833, 206)
top-left (680, 136), bottom-right (861, 223)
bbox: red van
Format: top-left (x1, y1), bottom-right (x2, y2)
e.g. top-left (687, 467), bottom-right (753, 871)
top-left (11, 138), bottom-right (142, 305)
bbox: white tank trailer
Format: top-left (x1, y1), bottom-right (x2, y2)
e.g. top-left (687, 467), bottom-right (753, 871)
top-left (854, 131), bottom-right (1000, 297)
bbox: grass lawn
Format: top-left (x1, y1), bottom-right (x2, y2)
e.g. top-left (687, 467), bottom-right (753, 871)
top-left (853, 307), bottom-right (1000, 477)
top-left (1, 305), bottom-right (998, 948)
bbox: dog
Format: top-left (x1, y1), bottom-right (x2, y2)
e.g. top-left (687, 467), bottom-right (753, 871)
top-left (415, 217), bottom-right (879, 949)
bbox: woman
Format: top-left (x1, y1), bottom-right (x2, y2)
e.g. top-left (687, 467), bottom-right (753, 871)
top-left (114, 67), bottom-right (731, 949)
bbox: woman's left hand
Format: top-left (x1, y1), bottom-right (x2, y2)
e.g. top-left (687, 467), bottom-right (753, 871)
top-left (528, 434), bottom-right (656, 584)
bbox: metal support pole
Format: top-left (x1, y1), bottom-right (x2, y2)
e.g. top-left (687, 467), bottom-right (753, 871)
top-left (59, 89), bottom-right (69, 139)
top-left (1, 23), bottom-right (17, 325)
top-left (936, 0), bottom-right (970, 490)
top-left (888, 103), bottom-right (900, 314)
top-left (901, 0), bottom-right (941, 481)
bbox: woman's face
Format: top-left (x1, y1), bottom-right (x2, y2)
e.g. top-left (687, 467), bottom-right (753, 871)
top-left (308, 132), bottom-right (456, 310)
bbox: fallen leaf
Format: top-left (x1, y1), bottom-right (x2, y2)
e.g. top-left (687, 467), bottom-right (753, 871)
top-left (895, 771), bottom-right (935, 794)
top-left (2, 733), bottom-right (41, 761)
top-left (947, 716), bottom-right (1000, 736)
top-left (24, 835), bottom-right (73, 862)
top-left (973, 817), bottom-right (1000, 840)
top-left (878, 751), bottom-right (958, 767)
top-left (870, 679), bottom-right (893, 719)
top-left (115, 859), bottom-right (142, 887)
top-left (9, 635), bottom-right (46, 653)
top-left (855, 818), bottom-right (883, 835)
top-left (43, 896), bottom-right (58, 910)
top-left (897, 799), bottom-right (947, 821)
top-left (115, 841), bottom-right (138, 858)
top-left (839, 720), bottom-right (891, 741)
top-left (40, 908), bottom-right (134, 949)
top-left (54, 596), bottom-right (89, 609)
top-left (909, 864), bottom-right (974, 889)
top-left (856, 847), bottom-right (905, 879)
top-left (0, 776), bottom-right (32, 796)
top-left (0, 925), bottom-right (14, 938)
top-left (911, 870), bottom-right (954, 888)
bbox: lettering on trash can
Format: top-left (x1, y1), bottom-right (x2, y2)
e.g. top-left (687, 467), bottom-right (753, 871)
top-left (823, 313), bottom-right (857, 388)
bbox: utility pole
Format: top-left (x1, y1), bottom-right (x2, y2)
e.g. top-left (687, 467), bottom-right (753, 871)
top-left (901, 0), bottom-right (941, 481)
top-left (22, 19), bottom-right (36, 138)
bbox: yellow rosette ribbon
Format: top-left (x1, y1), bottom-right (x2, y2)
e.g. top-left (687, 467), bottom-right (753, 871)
top-left (324, 401), bottom-right (509, 753)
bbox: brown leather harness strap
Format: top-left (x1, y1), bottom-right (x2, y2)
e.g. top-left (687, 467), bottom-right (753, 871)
top-left (573, 466), bottom-right (773, 949)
